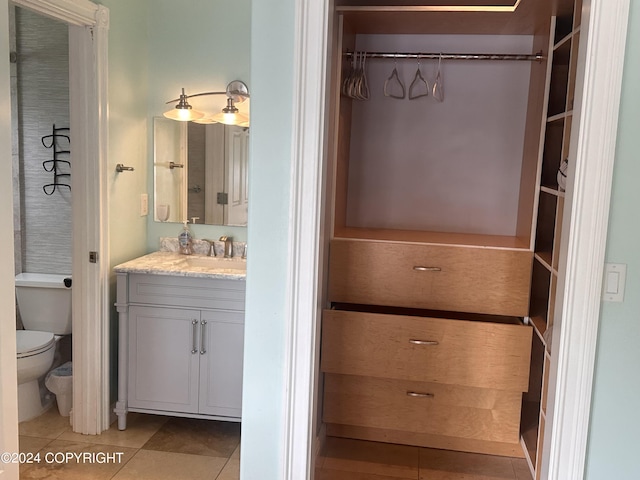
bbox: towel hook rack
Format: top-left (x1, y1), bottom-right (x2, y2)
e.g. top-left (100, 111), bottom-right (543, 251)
top-left (41, 124), bottom-right (70, 195)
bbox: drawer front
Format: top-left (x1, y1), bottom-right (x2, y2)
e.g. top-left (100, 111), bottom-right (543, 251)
top-left (328, 239), bottom-right (532, 316)
top-left (324, 374), bottom-right (523, 444)
top-left (321, 309), bottom-right (532, 391)
top-left (128, 274), bottom-right (246, 311)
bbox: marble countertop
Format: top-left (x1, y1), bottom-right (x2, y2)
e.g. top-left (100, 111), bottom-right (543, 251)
top-left (114, 251), bottom-right (246, 280)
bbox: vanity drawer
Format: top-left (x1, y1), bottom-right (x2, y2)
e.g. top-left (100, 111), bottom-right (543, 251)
top-left (323, 374), bottom-right (523, 444)
top-left (328, 239), bottom-right (532, 316)
top-left (321, 309), bottom-right (532, 392)
top-left (128, 274), bottom-right (246, 311)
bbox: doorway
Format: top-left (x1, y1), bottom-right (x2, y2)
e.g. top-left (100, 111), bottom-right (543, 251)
top-left (281, 0), bottom-right (631, 479)
top-left (0, 0), bottom-right (110, 446)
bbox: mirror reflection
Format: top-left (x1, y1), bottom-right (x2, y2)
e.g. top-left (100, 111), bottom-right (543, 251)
top-left (154, 117), bottom-right (249, 226)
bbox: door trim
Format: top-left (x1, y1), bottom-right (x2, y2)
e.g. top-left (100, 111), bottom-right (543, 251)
top-left (11, 0), bottom-right (110, 435)
top-left (282, 0), bottom-right (330, 478)
top-left (543, 0), bottom-right (630, 478)
top-left (0, 4), bottom-right (19, 477)
top-left (283, 1), bottom-right (630, 480)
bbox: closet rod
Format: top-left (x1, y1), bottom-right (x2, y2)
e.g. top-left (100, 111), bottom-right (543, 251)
top-left (344, 51), bottom-right (544, 62)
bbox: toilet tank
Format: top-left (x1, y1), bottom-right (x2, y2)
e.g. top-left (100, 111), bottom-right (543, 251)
top-left (15, 273), bottom-right (72, 335)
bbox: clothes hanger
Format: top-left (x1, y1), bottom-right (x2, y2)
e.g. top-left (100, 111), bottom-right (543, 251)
top-left (384, 55), bottom-right (406, 99)
top-left (408, 55), bottom-right (430, 100)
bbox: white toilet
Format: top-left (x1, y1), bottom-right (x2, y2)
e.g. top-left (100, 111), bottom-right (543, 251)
top-left (15, 273), bottom-right (72, 422)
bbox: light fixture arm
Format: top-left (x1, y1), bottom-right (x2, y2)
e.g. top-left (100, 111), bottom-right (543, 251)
top-left (165, 80), bottom-right (250, 105)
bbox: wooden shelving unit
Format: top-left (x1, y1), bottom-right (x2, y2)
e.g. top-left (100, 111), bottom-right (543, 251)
top-left (521, 0), bottom-right (582, 477)
top-left (320, 0), bottom-right (586, 475)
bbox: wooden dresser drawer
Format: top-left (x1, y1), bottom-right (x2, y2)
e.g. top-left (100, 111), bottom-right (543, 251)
top-left (328, 239), bottom-right (532, 316)
top-left (323, 374), bottom-right (522, 444)
top-left (321, 309), bottom-right (532, 392)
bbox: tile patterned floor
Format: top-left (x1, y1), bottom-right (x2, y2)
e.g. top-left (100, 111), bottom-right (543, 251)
top-left (317, 437), bottom-right (533, 480)
top-left (17, 409), bottom-right (240, 480)
top-left (18, 409), bottom-right (533, 479)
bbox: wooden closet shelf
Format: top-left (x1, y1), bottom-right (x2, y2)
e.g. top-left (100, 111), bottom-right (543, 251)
top-left (530, 315), bottom-right (547, 341)
top-left (547, 110), bottom-right (573, 123)
top-left (540, 185), bottom-right (565, 197)
top-left (336, 0), bottom-right (549, 35)
top-left (334, 226), bottom-right (531, 250)
top-left (534, 252), bottom-right (553, 272)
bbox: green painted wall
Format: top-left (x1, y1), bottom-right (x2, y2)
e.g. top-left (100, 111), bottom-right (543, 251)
top-left (585, 2), bottom-right (640, 478)
top-left (98, 0), bottom-right (151, 403)
top-left (240, 0), bottom-right (295, 477)
top-left (101, 0), bottom-right (150, 269)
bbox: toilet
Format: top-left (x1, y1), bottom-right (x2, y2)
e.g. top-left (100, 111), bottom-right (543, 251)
top-left (15, 273), bottom-right (72, 422)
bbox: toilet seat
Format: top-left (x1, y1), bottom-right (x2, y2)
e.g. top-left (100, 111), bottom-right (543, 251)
top-left (16, 330), bottom-right (55, 359)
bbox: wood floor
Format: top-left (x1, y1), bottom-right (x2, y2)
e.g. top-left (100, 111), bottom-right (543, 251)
top-left (316, 436), bottom-right (532, 480)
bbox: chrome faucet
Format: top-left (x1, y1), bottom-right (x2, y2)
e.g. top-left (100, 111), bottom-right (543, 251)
top-left (203, 239), bottom-right (216, 257)
top-left (220, 236), bottom-right (233, 258)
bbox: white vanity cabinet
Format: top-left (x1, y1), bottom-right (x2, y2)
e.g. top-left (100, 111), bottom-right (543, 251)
top-left (115, 270), bottom-right (245, 429)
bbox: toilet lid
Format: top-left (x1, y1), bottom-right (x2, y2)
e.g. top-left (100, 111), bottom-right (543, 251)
top-left (16, 330), bottom-right (55, 358)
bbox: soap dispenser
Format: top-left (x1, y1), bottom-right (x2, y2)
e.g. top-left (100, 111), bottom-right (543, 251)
top-left (178, 220), bottom-right (194, 255)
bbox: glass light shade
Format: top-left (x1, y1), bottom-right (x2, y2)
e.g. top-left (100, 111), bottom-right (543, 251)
top-left (163, 88), bottom-right (206, 122)
top-left (163, 107), bottom-right (205, 122)
top-left (209, 111), bottom-right (250, 126)
top-left (192, 116), bottom-right (219, 125)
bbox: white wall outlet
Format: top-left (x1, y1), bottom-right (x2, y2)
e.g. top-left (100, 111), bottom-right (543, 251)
top-left (603, 263), bottom-right (627, 302)
top-left (140, 193), bottom-right (149, 216)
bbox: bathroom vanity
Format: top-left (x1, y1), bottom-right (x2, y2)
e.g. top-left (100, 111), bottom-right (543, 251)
top-left (113, 251), bottom-right (246, 430)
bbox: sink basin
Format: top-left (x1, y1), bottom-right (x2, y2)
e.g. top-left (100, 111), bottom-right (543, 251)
top-left (182, 256), bottom-right (247, 272)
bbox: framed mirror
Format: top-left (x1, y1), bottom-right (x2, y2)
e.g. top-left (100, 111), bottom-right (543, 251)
top-left (154, 117), bottom-right (249, 226)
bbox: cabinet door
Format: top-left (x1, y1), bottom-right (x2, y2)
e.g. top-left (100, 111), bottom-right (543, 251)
top-left (128, 306), bottom-right (200, 413)
top-left (198, 309), bottom-right (244, 418)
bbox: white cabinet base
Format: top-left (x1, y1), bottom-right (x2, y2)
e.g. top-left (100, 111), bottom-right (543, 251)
top-left (115, 272), bottom-right (245, 430)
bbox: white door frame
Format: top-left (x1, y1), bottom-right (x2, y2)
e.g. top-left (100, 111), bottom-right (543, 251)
top-left (282, 1), bottom-right (630, 479)
top-left (0, 4), bottom-right (19, 478)
top-left (10, 0), bottom-right (111, 435)
top-left (543, 0), bottom-right (630, 478)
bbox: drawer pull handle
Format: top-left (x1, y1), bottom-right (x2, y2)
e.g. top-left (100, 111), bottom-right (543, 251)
top-left (407, 391), bottom-right (434, 399)
top-left (409, 339), bottom-right (439, 346)
top-left (413, 266), bottom-right (441, 272)
top-left (191, 320), bottom-right (198, 354)
top-left (200, 320), bottom-right (207, 355)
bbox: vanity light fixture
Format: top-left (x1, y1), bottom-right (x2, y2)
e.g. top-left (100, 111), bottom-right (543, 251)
top-left (163, 88), bottom-right (206, 122)
top-left (164, 80), bottom-right (250, 126)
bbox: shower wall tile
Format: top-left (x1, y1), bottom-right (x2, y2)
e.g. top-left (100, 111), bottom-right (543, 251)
top-left (15, 8), bottom-right (71, 275)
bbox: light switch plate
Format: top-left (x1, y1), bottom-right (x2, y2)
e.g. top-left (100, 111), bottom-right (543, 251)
top-left (140, 193), bottom-right (149, 216)
top-left (603, 263), bottom-right (626, 302)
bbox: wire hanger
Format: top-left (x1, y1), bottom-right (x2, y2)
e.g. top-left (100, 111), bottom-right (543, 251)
top-left (384, 55), bottom-right (406, 99)
top-left (409, 55), bottom-right (430, 100)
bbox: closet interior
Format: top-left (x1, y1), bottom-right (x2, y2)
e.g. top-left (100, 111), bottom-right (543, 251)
top-left (319, 0), bottom-right (583, 479)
